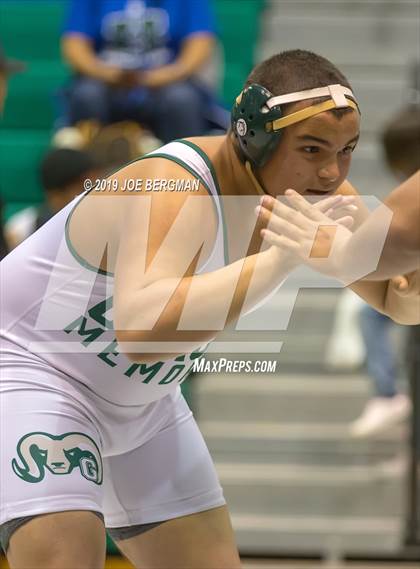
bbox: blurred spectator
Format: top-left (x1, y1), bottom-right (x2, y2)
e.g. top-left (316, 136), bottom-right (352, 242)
top-left (350, 307), bottom-right (411, 437)
top-left (60, 0), bottom-right (227, 142)
top-left (350, 102), bottom-right (420, 438)
top-left (325, 290), bottom-right (366, 370)
top-left (0, 44), bottom-right (25, 259)
top-left (4, 148), bottom-right (98, 249)
top-left (0, 44), bottom-right (25, 116)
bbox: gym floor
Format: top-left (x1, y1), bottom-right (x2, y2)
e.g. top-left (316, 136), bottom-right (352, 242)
top-left (2, 557), bottom-right (420, 568)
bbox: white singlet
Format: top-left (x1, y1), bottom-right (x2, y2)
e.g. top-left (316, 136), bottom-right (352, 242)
top-left (0, 140), bottom-right (227, 405)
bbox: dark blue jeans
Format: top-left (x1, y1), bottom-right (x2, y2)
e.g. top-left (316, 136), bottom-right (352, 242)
top-left (359, 305), bottom-right (398, 398)
top-left (65, 76), bottom-right (211, 143)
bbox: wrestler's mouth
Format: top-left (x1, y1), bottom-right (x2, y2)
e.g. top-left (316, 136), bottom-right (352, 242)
top-left (304, 188), bottom-right (335, 196)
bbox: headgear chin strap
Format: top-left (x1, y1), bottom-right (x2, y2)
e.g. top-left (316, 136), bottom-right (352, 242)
top-left (231, 83), bottom-right (360, 174)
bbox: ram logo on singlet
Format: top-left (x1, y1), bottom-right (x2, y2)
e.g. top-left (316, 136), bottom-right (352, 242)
top-left (12, 432), bottom-right (103, 485)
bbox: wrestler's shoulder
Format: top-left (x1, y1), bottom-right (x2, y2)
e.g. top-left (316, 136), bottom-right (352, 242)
top-left (182, 135), bottom-right (226, 156)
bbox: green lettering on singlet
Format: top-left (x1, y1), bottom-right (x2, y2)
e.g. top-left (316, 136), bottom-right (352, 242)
top-left (89, 297), bottom-right (113, 329)
top-left (64, 316), bottom-right (104, 345)
top-left (158, 364), bottom-right (186, 385)
top-left (176, 364), bottom-right (194, 384)
top-left (98, 339), bottom-right (119, 367)
top-left (124, 361), bottom-right (164, 382)
top-left (190, 350), bottom-right (205, 360)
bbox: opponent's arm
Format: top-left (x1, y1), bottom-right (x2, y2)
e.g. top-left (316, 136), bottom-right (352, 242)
top-left (337, 172), bottom-right (420, 279)
top-left (348, 273), bottom-right (420, 324)
top-left (332, 179), bottom-right (420, 322)
top-left (257, 182), bottom-right (420, 324)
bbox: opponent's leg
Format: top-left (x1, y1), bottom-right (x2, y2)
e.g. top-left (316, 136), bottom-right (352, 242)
top-left (115, 505), bottom-right (241, 569)
top-left (6, 510), bottom-right (106, 569)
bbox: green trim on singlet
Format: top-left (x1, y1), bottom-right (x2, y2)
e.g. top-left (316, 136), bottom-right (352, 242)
top-left (65, 148), bottom-right (225, 276)
top-left (175, 139), bottom-right (229, 266)
top-left (65, 198), bottom-right (110, 276)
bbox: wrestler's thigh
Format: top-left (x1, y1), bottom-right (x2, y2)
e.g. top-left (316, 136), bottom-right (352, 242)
top-left (116, 505), bottom-right (241, 569)
top-left (103, 393), bottom-right (240, 567)
top-left (7, 511), bottom-right (106, 569)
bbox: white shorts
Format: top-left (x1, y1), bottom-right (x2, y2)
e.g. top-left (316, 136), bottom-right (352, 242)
top-left (0, 360), bottom-right (225, 529)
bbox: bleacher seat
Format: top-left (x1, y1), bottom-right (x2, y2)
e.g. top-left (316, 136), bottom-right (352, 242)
top-left (0, 0), bottom-right (66, 61)
top-left (214, 0), bottom-right (264, 105)
top-left (2, 61), bottom-right (71, 130)
top-left (0, 129), bottom-right (51, 204)
top-left (0, 1), bottom-right (69, 213)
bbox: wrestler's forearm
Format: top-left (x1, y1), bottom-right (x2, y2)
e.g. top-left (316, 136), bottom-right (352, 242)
top-left (116, 248), bottom-right (296, 361)
top-left (339, 215), bottom-right (419, 280)
top-left (383, 283), bottom-right (420, 324)
top-left (340, 172), bottom-right (420, 280)
top-left (350, 278), bottom-right (420, 325)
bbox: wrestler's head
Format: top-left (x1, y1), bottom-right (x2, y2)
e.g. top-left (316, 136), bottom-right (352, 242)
top-left (232, 50), bottom-right (360, 197)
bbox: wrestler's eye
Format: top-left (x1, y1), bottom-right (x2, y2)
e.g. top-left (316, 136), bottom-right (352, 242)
top-left (302, 146), bottom-right (320, 154)
top-left (340, 145), bottom-right (356, 155)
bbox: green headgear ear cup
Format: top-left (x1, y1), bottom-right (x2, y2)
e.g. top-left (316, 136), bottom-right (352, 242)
top-left (231, 83), bottom-right (284, 168)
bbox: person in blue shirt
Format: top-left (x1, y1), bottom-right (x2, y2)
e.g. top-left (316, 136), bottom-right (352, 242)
top-left (61, 0), bottom-right (223, 142)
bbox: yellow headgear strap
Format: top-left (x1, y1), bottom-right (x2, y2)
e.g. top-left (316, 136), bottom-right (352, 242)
top-left (268, 98), bottom-right (359, 132)
top-left (245, 160), bottom-right (266, 195)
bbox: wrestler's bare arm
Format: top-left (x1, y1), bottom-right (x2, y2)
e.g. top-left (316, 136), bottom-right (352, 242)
top-left (112, 158), bottom-right (297, 362)
top-left (256, 178), bottom-right (419, 324)
top-left (377, 171), bottom-right (420, 273)
top-left (339, 171), bottom-right (420, 280)
top-left (337, 179), bottom-right (419, 323)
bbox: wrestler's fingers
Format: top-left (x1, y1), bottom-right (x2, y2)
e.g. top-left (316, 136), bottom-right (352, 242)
top-left (336, 215), bottom-right (355, 229)
top-left (325, 204), bottom-right (358, 220)
top-left (255, 205), bottom-right (305, 241)
top-left (315, 195), bottom-right (351, 214)
top-left (260, 229), bottom-right (301, 254)
top-left (260, 196), bottom-right (311, 230)
top-left (284, 189), bottom-right (330, 222)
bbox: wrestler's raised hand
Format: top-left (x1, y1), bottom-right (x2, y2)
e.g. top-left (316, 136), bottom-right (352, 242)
top-left (255, 189), bottom-right (353, 276)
